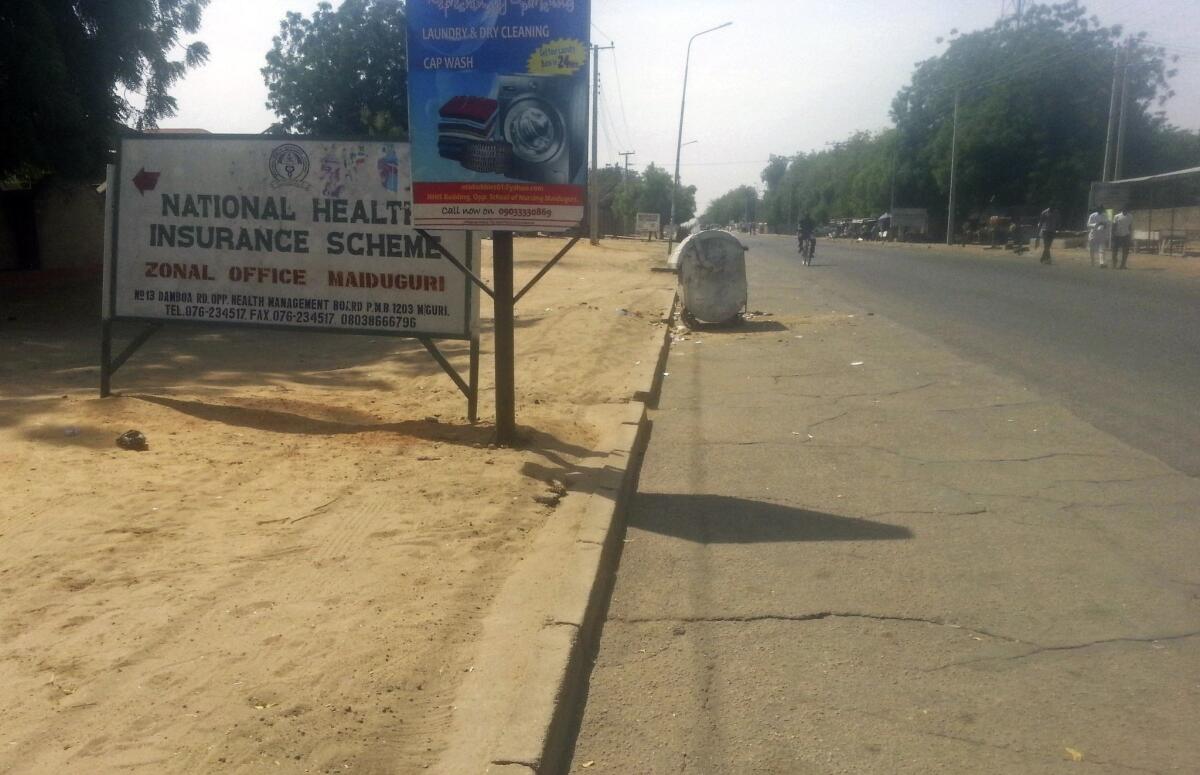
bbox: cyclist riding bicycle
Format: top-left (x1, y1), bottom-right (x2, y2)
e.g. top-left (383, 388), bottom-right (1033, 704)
top-left (797, 214), bottom-right (816, 264)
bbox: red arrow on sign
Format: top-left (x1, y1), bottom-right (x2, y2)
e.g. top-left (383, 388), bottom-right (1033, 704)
top-left (132, 168), bottom-right (160, 195)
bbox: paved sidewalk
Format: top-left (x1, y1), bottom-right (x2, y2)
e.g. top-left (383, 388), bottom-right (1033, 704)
top-left (569, 245), bottom-right (1200, 773)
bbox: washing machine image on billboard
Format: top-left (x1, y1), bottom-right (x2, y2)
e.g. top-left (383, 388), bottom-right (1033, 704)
top-left (435, 74), bottom-right (586, 185)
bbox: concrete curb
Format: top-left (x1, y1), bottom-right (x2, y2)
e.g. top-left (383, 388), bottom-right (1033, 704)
top-left (434, 289), bottom-right (677, 775)
top-left (634, 293), bottom-right (678, 410)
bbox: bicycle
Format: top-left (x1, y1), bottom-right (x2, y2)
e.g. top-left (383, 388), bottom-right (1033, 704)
top-left (798, 236), bottom-right (815, 265)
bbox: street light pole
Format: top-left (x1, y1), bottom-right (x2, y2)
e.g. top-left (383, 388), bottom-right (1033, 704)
top-left (668, 21), bottom-right (732, 256)
top-left (1114, 38), bottom-right (1134, 181)
top-left (946, 90), bottom-right (960, 246)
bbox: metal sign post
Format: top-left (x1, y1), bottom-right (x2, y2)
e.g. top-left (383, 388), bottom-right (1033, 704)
top-left (492, 231), bottom-right (516, 445)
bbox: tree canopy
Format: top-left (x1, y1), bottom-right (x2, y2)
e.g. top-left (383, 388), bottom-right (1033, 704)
top-left (701, 185), bottom-right (759, 226)
top-left (609, 164), bottom-right (697, 232)
top-left (739, 1), bottom-right (1198, 233)
top-left (262, 0), bottom-right (409, 138)
top-left (0, 0), bottom-right (211, 181)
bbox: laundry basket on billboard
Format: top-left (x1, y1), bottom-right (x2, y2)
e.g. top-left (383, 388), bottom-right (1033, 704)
top-left (676, 230), bottom-right (748, 326)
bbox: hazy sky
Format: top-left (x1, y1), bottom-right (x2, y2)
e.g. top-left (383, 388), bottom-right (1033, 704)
top-left (168, 0), bottom-right (1200, 210)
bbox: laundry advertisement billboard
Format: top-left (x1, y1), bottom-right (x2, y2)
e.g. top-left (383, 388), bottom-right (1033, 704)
top-left (110, 136), bottom-right (477, 339)
top-left (406, 0), bottom-right (590, 231)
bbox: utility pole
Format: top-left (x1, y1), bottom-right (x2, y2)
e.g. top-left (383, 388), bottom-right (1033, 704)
top-left (589, 43), bottom-right (614, 246)
top-left (946, 90), bottom-right (960, 246)
top-left (618, 151), bottom-right (635, 234)
top-left (1102, 44), bottom-right (1123, 182)
top-left (1001, 0), bottom-right (1025, 27)
top-left (1114, 38), bottom-right (1133, 181)
top-left (618, 151), bottom-right (635, 178)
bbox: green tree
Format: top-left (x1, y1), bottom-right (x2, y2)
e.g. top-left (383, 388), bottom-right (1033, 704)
top-left (0, 0), bottom-right (211, 181)
top-left (611, 169), bottom-right (644, 234)
top-left (758, 131), bottom-right (895, 231)
top-left (891, 1), bottom-right (1181, 222)
top-left (648, 164), bottom-right (697, 224)
top-left (591, 165), bottom-right (626, 234)
top-left (262, 0), bottom-right (409, 138)
top-left (760, 155), bottom-right (789, 193)
top-left (606, 164), bottom-right (696, 234)
top-left (702, 185), bottom-right (759, 226)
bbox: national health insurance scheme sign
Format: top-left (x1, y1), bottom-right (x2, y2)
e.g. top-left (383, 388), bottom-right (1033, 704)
top-left (111, 136), bottom-right (478, 338)
top-left (407, 0), bottom-right (590, 231)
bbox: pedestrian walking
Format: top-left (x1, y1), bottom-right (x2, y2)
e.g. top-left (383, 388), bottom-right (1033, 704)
top-left (1038, 206), bottom-right (1057, 264)
top-left (1087, 208), bottom-right (1110, 267)
top-left (1112, 207), bottom-right (1134, 269)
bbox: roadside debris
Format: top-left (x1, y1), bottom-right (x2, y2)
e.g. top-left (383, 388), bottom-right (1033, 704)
top-left (115, 430), bottom-right (148, 451)
top-left (534, 479), bottom-right (568, 508)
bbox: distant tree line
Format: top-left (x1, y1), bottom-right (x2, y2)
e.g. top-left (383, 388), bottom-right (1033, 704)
top-left (709, 1), bottom-right (1200, 232)
top-left (700, 185), bottom-right (760, 227)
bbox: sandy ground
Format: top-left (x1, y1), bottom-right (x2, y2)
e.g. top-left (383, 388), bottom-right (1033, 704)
top-left (0, 237), bottom-right (674, 774)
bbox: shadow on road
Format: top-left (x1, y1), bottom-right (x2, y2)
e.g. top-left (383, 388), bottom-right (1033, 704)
top-left (629, 492), bottom-right (913, 543)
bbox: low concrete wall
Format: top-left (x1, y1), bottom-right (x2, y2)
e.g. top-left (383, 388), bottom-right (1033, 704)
top-left (0, 204), bottom-right (20, 271)
top-left (35, 181), bottom-right (105, 270)
top-left (0, 180), bottom-right (105, 273)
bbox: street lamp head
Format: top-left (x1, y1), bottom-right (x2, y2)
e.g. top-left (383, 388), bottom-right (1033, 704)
top-left (694, 21), bottom-right (733, 40)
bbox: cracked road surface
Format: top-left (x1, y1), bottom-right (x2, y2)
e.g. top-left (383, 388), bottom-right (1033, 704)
top-left (568, 237), bottom-right (1200, 774)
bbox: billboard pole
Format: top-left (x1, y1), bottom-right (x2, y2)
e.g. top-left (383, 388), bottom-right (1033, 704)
top-left (100, 164), bottom-right (116, 397)
top-left (493, 231), bottom-right (516, 445)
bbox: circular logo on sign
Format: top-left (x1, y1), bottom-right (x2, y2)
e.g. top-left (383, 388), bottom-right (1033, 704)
top-left (269, 143), bottom-right (310, 188)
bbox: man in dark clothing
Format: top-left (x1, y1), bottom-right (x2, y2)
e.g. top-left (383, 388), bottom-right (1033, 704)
top-left (797, 215), bottom-right (816, 264)
top-left (1038, 207), bottom-right (1057, 264)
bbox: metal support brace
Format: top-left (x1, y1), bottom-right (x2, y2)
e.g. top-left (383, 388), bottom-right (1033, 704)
top-left (417, 229), bottom-right (495, 299)
top-left (419, 337), bottom-right (471, 398)
top-left (514, 237), bottom-right (581, 304)
top-left (467, 333), bottom-right (480, 425)
top-left (99, 322), bottom-right (163, 397)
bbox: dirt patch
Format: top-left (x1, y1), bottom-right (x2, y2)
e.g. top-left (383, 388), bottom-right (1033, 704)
top-left (0, 237), bottom-right (674, 774)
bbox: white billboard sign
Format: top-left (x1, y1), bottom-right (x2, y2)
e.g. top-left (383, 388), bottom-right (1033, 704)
top-left (635, 212), bottom-right (661, 236)
top-left (112, 136), bottom-right (477, 338)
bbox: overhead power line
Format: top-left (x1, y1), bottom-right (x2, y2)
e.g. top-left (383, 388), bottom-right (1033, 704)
top-left (609, 49), bottom-right (635, 151)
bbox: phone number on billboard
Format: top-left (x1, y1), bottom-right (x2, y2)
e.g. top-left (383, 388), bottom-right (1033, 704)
top-left (497, 207), bottom-right (553, 218)
top-left (168, 305), bottom-right (338, 325)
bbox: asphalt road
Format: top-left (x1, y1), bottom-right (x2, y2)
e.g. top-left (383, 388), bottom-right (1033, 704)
top-left (774, 237), bottom-right (1200, 477)
top-left (567, 236), bottom-right (1200, 774)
